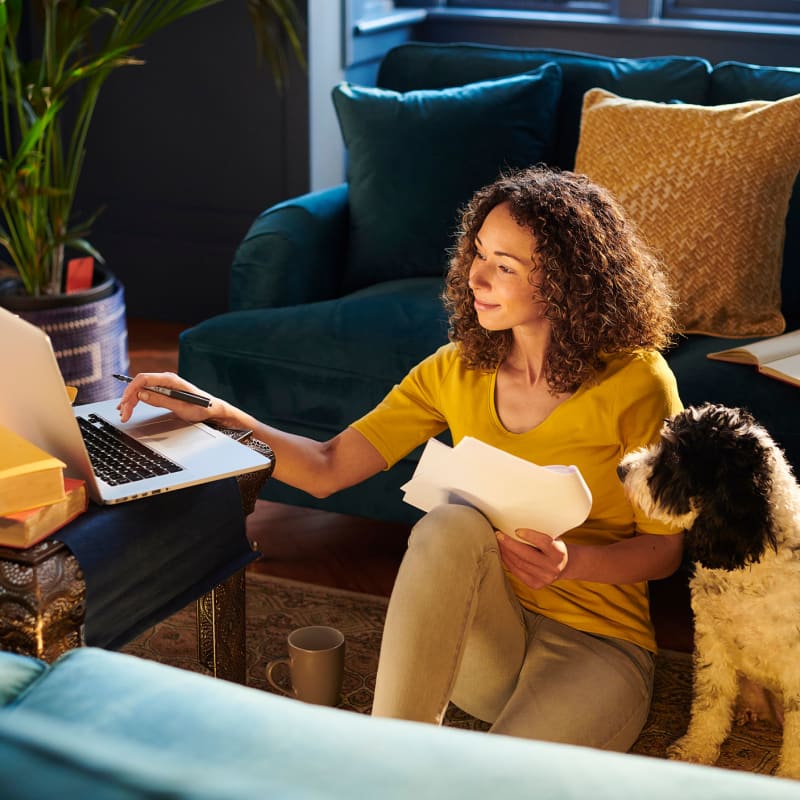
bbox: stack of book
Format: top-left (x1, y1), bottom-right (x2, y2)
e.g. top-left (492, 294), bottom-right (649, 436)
top-left (0, 426), bottom-right (88, 548)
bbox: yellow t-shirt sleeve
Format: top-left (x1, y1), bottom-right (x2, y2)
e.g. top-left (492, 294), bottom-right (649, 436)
top-left (350, 346), bottom-right (452, 469)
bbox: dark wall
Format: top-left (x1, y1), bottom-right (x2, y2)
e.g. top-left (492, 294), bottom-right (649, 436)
top-left (77, 2), bottom-right (308, 324)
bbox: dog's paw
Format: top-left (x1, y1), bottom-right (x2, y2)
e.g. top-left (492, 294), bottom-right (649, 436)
top-left (667, 736), bottom-right (719, 766)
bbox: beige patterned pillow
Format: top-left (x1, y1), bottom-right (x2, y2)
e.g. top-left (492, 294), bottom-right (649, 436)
top-left (574, 88), bottom-right (800, 337)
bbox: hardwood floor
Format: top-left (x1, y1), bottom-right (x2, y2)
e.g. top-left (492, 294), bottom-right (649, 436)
top-left (244, 500), bottom-right (410, 596)
top-left (127, 317), bottom-right (693, 651)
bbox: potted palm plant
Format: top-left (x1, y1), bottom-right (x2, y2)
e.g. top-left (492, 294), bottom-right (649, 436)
top-left (0, 0), bottom-right (303, 401)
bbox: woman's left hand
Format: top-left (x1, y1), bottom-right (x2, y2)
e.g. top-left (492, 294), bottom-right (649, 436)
top-left (496, 529), bottom-right (569, 589)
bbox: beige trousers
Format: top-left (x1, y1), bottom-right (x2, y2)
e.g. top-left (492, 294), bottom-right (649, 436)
top-left (372, 504), bottom-right (654, 751)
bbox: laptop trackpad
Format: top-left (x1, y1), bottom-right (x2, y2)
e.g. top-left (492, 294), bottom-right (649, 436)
top-left (131, 417), bottom-right (216, 460)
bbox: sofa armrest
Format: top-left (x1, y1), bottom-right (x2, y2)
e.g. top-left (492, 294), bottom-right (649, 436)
top-left (230, 184), bottom-right (349, 311)
top-left (4, 648), bottom-right (797, 799)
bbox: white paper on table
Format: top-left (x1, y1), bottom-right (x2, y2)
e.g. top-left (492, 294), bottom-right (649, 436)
top-left (400, 436), bottom-right (592, 539)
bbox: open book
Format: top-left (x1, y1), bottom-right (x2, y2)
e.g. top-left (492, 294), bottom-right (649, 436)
top-left (706, 329), bottom-right (800, 388)
top-left (400, 436), bottom-right (592, 539)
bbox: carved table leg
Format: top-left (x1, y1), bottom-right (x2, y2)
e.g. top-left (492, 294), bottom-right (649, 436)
top-left (195, 433), bottom-right (273, 684)
top-left (196, 569), bottom-right (247, 683)
top-left (0, 541), bottom-right (86, 662)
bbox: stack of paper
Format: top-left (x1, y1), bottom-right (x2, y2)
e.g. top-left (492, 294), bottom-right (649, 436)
top-left (400, 437), bottom-right (592, 539)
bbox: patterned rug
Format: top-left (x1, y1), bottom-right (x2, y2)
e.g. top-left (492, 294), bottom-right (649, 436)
top-left (121, 572), bottom-right (783, 777)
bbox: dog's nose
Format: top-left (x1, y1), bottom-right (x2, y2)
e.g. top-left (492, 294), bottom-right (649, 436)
top-left (616, 462), bottom-right (629, 481)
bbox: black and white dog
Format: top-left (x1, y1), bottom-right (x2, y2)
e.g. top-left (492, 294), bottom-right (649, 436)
top-left (617, 404), bottom-right (800, 778)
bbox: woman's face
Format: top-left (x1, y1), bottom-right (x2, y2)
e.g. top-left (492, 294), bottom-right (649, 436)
top-left (468, 202), bottom-right (546, 333)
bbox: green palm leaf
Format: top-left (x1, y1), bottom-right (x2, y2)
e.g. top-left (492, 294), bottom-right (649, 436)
top-left (0, 0), bottom-right (304, 296)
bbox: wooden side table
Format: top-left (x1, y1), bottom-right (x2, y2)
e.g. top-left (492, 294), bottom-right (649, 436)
top-left (0, 434), bottom-right (274, 684)
top-left (0, 539), bottom-right (85, 661)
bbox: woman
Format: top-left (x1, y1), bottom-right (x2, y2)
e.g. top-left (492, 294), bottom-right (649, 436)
top-left (119, 166), bottom-right (683, 751)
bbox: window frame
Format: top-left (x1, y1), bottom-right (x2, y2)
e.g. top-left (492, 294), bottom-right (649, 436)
top-left (441, 0), bottom-right (800, 25)
top-left (662, 0), bottom-right (800, 25)
top-left (443, 1), bottom-right (611, 14)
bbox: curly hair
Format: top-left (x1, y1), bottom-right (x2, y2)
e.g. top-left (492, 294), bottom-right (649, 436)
top-left (444, 165), bottom-right (677, 394)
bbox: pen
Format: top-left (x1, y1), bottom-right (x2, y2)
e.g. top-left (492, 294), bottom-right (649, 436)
top-left (113, 374), bottom-right (212, 409)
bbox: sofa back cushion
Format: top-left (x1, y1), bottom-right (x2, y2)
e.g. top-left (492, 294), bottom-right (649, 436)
top-left (377, 43), bottom-right (712, 170)
top-left (332, 63), bottom-right (562, 292)
top-left (710, 61), bottom-right (800, 327)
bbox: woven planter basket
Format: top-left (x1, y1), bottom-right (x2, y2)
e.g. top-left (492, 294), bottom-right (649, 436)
top-left (0, 269), bottom-right (129, 404)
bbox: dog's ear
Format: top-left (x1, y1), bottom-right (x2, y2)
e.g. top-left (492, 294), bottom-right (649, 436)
top-left (686, 435), bottom-right (778, 571)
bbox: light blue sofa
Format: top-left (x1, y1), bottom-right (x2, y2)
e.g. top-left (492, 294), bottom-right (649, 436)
top-left (179, 42), bottom-right (800, 525)
top-left (1, 647), bottom-right (797, 799)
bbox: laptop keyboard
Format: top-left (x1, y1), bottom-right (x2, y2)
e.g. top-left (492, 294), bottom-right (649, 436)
top-left (77, 413), bottom-right (184, 486)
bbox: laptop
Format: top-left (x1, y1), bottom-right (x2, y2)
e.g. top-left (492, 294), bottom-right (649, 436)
top-left (0, 307), bottom-right (273, 504)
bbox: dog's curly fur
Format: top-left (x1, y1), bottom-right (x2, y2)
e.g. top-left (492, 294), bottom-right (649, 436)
top-left (618, 404), bottom-right (800, 778)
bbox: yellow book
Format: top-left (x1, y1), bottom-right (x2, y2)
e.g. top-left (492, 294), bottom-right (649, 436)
top-left (0, 425), bottom-right (66, 515)
top-left (0, 477), bottom-right (88, 548)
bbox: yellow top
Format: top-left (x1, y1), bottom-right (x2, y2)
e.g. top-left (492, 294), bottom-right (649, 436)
top-left (351, 343), bottom-right (683, 652)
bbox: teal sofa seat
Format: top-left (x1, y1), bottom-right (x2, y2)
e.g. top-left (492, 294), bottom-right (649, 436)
top-left (1, 647), bottom-right (797, 799)
top-left (180, 43), bottom-right (800, 524)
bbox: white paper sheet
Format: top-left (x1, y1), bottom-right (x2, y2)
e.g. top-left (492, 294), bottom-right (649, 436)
top-left (400, 437), bottom-right (592, 539)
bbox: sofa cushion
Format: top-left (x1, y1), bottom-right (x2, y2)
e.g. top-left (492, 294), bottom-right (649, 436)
top-left (6, 647), bottom-right (800, 800)
top-left (0, 652), bottom-right (47, 708)
top-left (331, 63), bottom-right (562, 292)
top-left (574, 87), bottom-right (800, 338)
top-left (0, 709), bottom-right (241, 799)
top-left (377, 42), bottom-right (711, 169)
top-left (710, 61), bottom-right (800, 324)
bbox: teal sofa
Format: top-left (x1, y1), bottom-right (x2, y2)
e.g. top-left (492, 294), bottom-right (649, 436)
top-left (1, 647), bottom-right (797, 799)
top-left (179, 43), bottom-right (800, 524)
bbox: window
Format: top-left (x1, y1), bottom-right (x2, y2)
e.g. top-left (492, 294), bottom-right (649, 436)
top-left (663, 0), bottom-right (800, 24)
top-left (444, 1), bottom-right (611, 13)
top-left (441, 1), bottom-right (800, 25)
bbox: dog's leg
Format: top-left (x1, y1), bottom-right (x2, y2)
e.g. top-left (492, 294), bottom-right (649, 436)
top-left (668, 637), bottom-right (738, 766)
top-left (776, 693), bottom-right (800, 779)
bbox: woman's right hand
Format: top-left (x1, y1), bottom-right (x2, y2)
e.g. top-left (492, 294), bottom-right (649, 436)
top-left (116, 372), bottom-right (392, 500)
top-left (117, 372), bottom-right (224, 424)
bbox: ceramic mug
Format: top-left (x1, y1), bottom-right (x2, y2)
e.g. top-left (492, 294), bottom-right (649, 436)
top-left (266, 625), bottom-right (345, 706)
